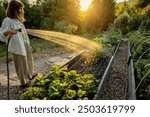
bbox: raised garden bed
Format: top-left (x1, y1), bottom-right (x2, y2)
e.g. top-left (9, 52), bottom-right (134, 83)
top-left (127, 31), bottom-right (150, 100)
top-left (21, 50), bottom-right (110, 100)
top-left (95, 40), bottom-right (132, 100)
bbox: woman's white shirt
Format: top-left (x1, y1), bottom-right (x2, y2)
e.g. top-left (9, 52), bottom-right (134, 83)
top-left (0, 17), bottom-right (30, 56)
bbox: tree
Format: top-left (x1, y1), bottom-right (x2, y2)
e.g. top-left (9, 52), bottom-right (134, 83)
top-left (113, 0), bottom-right (150, 33)
top-left (0, 1), bottom-right (7, 25)
top-left (115, 2), bottom-right (129, 17)
top-left (32, 0), bottom-right (80, 30)
top-left (81, 0), bottom-right (115, 32)
top-left (135, 0), bottom-right (150, 8)
top-left (62, 0), bottom-right (80, 25)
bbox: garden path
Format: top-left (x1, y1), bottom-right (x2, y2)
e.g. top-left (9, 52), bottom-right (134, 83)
top-left (0, 53), bottom-right (76, 99)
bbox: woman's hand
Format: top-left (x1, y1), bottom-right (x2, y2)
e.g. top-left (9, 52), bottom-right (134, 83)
top-left (3, 29), bottom-right (17, 36)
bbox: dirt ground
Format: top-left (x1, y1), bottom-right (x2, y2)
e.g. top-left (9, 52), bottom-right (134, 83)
top-left (100, 40), bottom-right (129, 100)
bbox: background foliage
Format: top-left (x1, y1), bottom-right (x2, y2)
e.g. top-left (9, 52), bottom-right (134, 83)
top-left (0, 0), bottom-right (115, 34)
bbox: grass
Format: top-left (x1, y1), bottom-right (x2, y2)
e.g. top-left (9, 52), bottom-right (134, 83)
top-left (30, 36), bottom-right (62, 53)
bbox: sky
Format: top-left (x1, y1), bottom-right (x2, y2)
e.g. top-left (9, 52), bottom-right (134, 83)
top-left (116, 0), bottom-right (128, 3)
top-left (80, 0), bottom-right (93, 11)
top-left (79, 0), bottom-right (128, 11)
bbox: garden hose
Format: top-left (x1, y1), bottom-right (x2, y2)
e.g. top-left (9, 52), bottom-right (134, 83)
top-left (6, 36), bottom-right (11, 100)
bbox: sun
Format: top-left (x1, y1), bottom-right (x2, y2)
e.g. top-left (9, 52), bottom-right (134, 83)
top-left (80, 0), bottom-right (93, 12)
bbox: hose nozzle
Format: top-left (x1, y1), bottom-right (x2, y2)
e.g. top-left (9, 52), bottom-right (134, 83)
top-left (16, 28), bottom-right (22, 32)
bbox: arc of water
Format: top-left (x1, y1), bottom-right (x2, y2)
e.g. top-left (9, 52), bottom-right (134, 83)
top-left (27, 29), bottom-right (101, 53)
top-left (27, 29), bottom-right (102, 74)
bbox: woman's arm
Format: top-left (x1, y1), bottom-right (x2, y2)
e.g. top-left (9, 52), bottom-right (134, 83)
top-left (0, 18), bottom-right (17, 42)
top-left (3, 29), bottom-right (17, 36)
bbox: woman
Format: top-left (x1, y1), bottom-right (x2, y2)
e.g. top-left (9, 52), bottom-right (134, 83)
top-left (0, 0), bottom-right (37, 88)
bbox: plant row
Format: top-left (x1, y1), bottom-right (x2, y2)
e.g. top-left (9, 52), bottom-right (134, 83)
top-left (21, 66), bottom-right (100, 100)
top-left (127, 30), bottom-right (150, 99)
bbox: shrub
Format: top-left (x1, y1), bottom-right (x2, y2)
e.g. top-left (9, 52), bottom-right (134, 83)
top-left (113, 12), bottom-right (131, 35)
top-left (129, 14), bottom-right (147, 31)
top-left (54, 21), bottom-right (78, 34)
top-left (21, 66), bottom-right (100, 100)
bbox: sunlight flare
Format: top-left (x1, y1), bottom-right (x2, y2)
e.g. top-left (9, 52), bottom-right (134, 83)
top-left (116, 0), bottom-right (128, 3)
top-left (28, 0), bottom-right (36, 4)
top-left (80, 0), bottom-right (93, 12)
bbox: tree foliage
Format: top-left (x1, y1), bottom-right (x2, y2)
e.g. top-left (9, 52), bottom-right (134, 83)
top-left (113, 0), bottom-right (150, 33)
top-left (0, 1), bottom-right (6, 25)
top-left (135, 0), bottom-right (150, 8)
top-left (0, 0), bottom-right (115, 33)
top-left (34, 0), bottom-right (80, 30)
top-left (81, 0), bottom-right (115, 32)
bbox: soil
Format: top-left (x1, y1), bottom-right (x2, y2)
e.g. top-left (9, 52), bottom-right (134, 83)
top-left (100, 40), bottom-right (129, 100)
